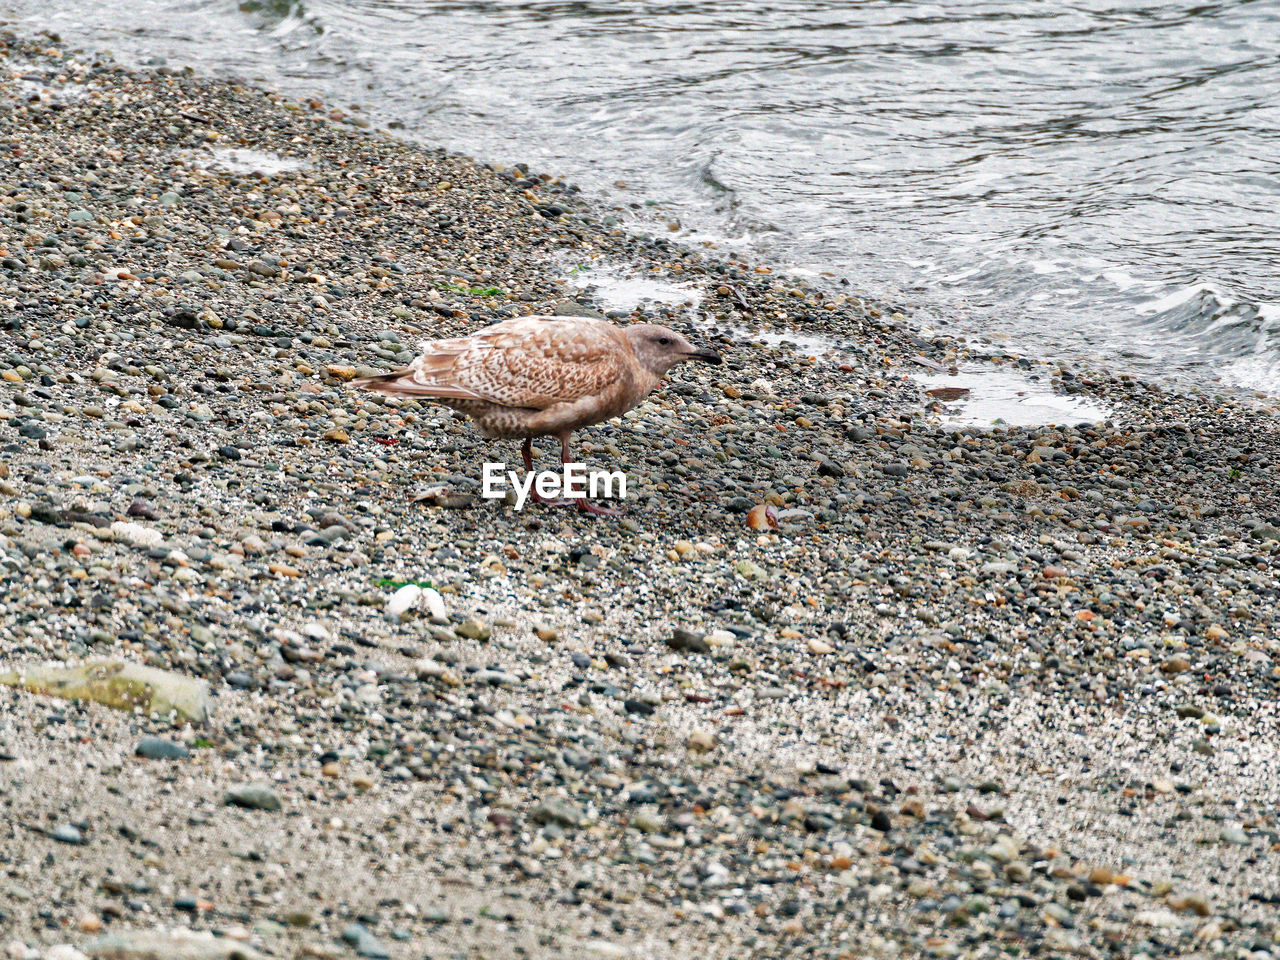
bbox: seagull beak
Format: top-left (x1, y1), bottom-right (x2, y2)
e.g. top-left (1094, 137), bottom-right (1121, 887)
top-left (686, 348), bottom-right (722, 365)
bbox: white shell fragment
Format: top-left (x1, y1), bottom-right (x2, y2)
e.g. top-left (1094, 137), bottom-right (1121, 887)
top-left (385, 583), bottom-right (446, 622)
top-left (386, 584), bottom-right (423, 621)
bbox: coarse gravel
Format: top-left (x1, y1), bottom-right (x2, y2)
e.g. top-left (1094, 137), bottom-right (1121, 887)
top-left (2, 30), bottom-right (1280, 960)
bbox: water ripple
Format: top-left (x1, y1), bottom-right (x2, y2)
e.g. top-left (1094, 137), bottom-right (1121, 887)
top-left (7, 0), bottom-right (1279, 390)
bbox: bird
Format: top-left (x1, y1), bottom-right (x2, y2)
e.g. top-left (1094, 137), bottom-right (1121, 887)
top-left (352, 315), bottom-right (721, 515)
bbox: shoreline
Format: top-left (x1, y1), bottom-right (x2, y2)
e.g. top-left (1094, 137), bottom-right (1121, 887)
top-left (3, 30), bottom-right (1280, 960)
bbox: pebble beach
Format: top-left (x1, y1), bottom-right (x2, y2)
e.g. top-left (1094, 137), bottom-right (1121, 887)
top-left (3, 29), bottom-right (1280, 960)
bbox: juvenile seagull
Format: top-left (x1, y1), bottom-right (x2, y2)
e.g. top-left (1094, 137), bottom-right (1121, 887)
top-left (352, 315), bottom-right (721, 515)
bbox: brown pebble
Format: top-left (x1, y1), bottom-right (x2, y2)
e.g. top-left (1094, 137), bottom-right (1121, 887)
top-left (925, 386), bottom-right (971, 401)
top-left (899, 798), bottom-right (925, 818)
top-left (1170, 894), bottom-right (1210, 917)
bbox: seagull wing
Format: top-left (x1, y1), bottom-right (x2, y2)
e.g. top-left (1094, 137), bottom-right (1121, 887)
top-left (356, 317), bottom-right (632, 409)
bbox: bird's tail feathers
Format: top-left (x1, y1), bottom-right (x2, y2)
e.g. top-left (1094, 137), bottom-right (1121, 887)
top-left (350, 369), bottom-right (412, 393)
top-left (351, 369), bottom-right (479, 400)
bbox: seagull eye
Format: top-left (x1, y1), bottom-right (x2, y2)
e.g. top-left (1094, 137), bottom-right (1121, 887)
top-left (657, 337), bottom-right (672, 346)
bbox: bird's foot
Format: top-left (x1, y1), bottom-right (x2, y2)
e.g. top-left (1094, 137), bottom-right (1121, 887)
top-left (576, 498), bottom-right (626, 517)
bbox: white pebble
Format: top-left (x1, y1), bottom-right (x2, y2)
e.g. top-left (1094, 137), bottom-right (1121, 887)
top-left (109, 520), bottom-right (163, 548)
top-left (386, 584), bottom-right (423, 621)
top-left (386, 583), bottom-right (446, 621)
top-left (422, 586), bottom-right (447, 620)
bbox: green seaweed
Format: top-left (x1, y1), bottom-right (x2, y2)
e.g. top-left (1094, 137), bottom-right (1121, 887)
top-left (436, 282), bottom-right (503, 297)
top-left (374, 577), bottom-right (434, 589)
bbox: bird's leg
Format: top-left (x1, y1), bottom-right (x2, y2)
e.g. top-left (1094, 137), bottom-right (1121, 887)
top-left (561, 434), bottom-right (625, 517)
top-left (520, 437), bottom-right (572, 507)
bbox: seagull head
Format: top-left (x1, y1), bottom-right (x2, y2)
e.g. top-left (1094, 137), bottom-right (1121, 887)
top-left (625, 323), bottom-right (722, 375)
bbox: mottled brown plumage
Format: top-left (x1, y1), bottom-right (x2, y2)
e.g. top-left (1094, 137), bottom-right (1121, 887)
top-left (352, 316), bottom-right (721, 514)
